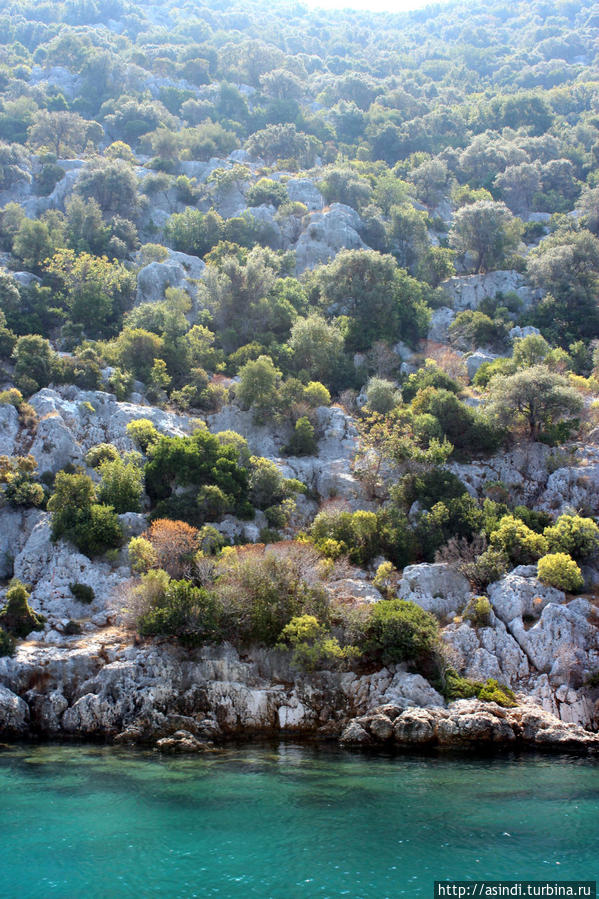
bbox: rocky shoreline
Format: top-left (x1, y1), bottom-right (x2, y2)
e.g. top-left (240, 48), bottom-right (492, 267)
top-left (1, 632), bottom-right (598, 755)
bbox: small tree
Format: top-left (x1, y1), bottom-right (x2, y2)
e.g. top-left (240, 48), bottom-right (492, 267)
top-left (449, 200), bottom-right (522, 273)
top-left (487, 365), bottom-right (583, 440)
top-left (0, 580), bottom-right (45, 637)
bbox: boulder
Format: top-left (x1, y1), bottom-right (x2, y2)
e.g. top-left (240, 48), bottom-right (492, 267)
top-left (440, 271), bottom-right (539, 311)
top-left (488, 571), bottom-right (566, 625)
top-left (285, 178), bottom-right (325, 211)
top-left (0, 403), bottom-right (19, 455)
top-left (442, 619), bottom-right (530, 685)
top-left (398, 563), bottom-right (471, 618)
top-left (466, 350), bottom-right (498, 379)
top-left (427, 306), bottom-right (455, 343)
top-left (295, 204), bottom-right (366, 274)
top-left (0, 683), bottom-right (29, 734)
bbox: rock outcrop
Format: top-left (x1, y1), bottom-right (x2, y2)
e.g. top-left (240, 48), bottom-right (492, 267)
top-left (440, 270), bottom-right (539, 311)
top-left (341, 699), bottom-right (599, 751)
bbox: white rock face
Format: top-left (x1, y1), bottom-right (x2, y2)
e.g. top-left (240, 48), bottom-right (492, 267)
top-left (0, 683), bottom-right (29, 733)
top-left (27, 387), bottom-right (191, 472)
top-left (285, 178), bottom-right (325, 211)
top-left (440, 270), bottom-right (539, 311)
top-left (488, 571), bottom-right (566, 624)
top-left (208, 403), bottom-right (365, 506)
top-left (442, 619), bottom-right (530, 685)
top-left (0, 508), bottom-right (44, 579)
top-left (398, 563), bottom-right (471, 618)
top-left (427, 306), bottom-right (455, 343)
top-left (510, 599), bottom-right (599, 679)
top-left (540, 463), bottom-right (599, 516)
top-left (136, 258), bottom-right (205, 307)
top-left (449, 441), bottom-right (551, 504)
top-left (466, 350), bottom-right (498, 379)
top-left (295, 204), bottom-right (366, 274)
top-left (509, 325), bottom-right (541, 340)
top-left (0, 404), bottom-right (19, 455)
top-left (12, 513), bottom-right (127, 623)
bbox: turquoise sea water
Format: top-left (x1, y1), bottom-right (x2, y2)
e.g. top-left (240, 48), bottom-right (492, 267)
top-left (0, 743), bottom-right (597, 898)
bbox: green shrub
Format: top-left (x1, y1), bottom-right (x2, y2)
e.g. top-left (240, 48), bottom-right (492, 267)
top-left (0, 626), bottom-right (15, 656)
top-left (544, 515), bottom-right (599, 563)
top-left (490, 515), bottom-right (548, 565)
top-left (128, 535), bottom-right (158, 573)
top-left (537, 553), bottom-right (584, 593)
top-left (97, 457), bottom-right (144, 513)
top-left (365, 377), bottom-right (400, 413)
top-left (463, 596), bottom-right (492, 627)
top-left (126, 419), bottom-right (160, 452)
top-left (69, 582), bottom-right (95, 604)
top-left (277, 614), bottom-right (359, 671)
top-left (283, 416), bottom-right (317, 456)
top-left (303, 381), bottom-right (331, 407)
top-left (311, 508), bottom-right (380, 566)
top-left (85, 443), bottom-right (120, 468)
top-left (0, 580), bottom-right (45, 637)
top-left (443, 668), bottom-right (516, 707)
top-left (360, 599), bottom-right (439, 665)
top-left (138, 577), bottom-right (223, 645)
top-left (48, 472), bottom-right (123, 557)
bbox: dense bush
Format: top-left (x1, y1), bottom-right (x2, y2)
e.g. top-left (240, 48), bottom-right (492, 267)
top-left (47, 472), bottom-right (123, 557)
top-left (537, 553), bottom-right (583, 593)
top-left (543, 515), bottom-right (599, 563)
top-left (0, 580), bottom-right (45, 637)
top-left (359, 599), bottom-right (439, 666)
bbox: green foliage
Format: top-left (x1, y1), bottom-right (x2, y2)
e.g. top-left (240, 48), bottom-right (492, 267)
top-left (97, 456), bottom-right (143, 514)
top-left (490, 515), bottom-right (548, 565)
top-left (401, 362), bottom-right (461, 403)
top-left (145, 429), bottom-right (250, 524)
top-left (487, 365), bottom-right (583, 440)
top-left (0, 580), bottom-right (45, 638)
top-left (543, 515), bottom-right (599, 563)
top-left (69, 582), bottom-right (95, 604)
top-left (0, 627), bottom-right (15, 657)
top-left (47, 472), bottom-right (123, 557)
top-left (365, 377), bottom-right (400, 413)
top-left (277, 615), bottom-right (359, 671)
top-left (138, 576), bottom-right (223, 645)
top-left (360, 599), bottom-right (439, 666)
top-left (0, 454), bottom-right (44, 508)
top-left (246, 178), bottom-right (288, 208)
top-left (126, 419), bottom-right (160, 453)
top-left (443, 668), bottom-right (516, 707)
top-left (85, 443), bottom-right (120, 468)
top-left (311, 508), bottom-right (380, 565)
top-left (283, 416), bottom-right (317, 456)
top-left (537, 553), bottom-right (584, 593)
top-left (463, 596), bottom-right (492, 627)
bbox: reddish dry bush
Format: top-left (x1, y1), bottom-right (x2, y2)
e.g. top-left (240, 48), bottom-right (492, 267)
top-left (143, 518), bottom-right (200, 578)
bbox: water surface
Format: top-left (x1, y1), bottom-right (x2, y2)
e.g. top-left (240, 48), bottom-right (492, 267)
top-left (1, 743), bottom-right (597, 898)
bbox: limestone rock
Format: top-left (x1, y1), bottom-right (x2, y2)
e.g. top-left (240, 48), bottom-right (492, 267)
top-left (295, 204), bottom-right (366, 274)
top-left (398, 563), bottom-right (471, 618)
top-left (285, 178), bottom-right (324, 211)
top-left (466, 350), bottom-right (498, 379)
top-left (441, 271), bottom-right (538, 311)
top-left (0, 683), bottom-right (29, 734)
top-left (427, 306), bottom-right (455, 343)
top-left (488, 571), bottom-right (566, 624)
top-left (442, 619), bottom-right (530, 686)
top-left (155, 730), bottom-right (212, 753)
top-left (0, 404), bottom-right (20, 455)
top-left (339, 720), bottom-right (373, 745)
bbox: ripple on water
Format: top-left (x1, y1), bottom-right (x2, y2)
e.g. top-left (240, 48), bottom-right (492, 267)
top-left (1, 743), bottom-right (598, 899)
